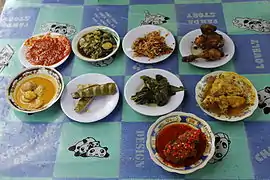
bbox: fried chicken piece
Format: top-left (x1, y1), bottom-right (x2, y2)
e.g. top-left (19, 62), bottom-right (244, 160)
top-left (210, 76), bottom-right (244, 97)
top-left (182, 24), bottom-right (225, 62)
top-left (194, 33), bottom-right (224, 50)
top-left (182, 48), bottom-right (224, 62)
top-left (200, 24), bottom-right (217, 35)
top-left (202, 95), bottom-right (246, 114)
top-left (202, 95), bottom-right (217, 109)
top-left (225, 95), bottom-right (246, 108)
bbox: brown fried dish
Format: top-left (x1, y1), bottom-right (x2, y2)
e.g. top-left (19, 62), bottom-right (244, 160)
top-left (132, 31), bottom-right (173, 59)
top-left (183, 24), bottom-right (225, 62)
top-left (201, 72), bottom-right (256, 117)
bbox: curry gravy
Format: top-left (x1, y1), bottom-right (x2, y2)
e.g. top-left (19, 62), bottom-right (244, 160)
top-left (14, 75), bottom-right (56, 110)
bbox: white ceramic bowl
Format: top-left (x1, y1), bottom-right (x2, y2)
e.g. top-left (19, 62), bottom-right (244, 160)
top-left (195, 71), bottom-right (258, 122)
top-left (179, 29), bottom-right (235, 69)
top-left (146, 112), bottom-right (215, 174)
top-left (122, 25), bottom-right (175, 64)
top-left (6, 67), bottom-right (64, 114)
top-left (124, 68), bottom-right (184, 116)
top-left (72, 26), bottom-right (120, 62)
top-left (19, 32), bottom-right (71, 68)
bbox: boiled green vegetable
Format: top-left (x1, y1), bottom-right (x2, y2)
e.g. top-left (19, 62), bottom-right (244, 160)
top-left (131, 75), bottom-right (184, 106)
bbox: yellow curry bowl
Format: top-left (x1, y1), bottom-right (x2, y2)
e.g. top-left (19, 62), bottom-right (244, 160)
top-left (6, 67), bottom-right (64, 114)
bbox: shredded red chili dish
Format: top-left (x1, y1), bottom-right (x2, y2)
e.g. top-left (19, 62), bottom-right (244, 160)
top-left (24, 33), bottom-right (71, 66)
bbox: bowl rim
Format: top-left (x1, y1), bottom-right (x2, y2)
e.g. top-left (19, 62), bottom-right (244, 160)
top-left (72, 25), bottom-right (120, 62)
top-left (19, 32), bottom-right (71, 68)
top-left (6, 67), bottom-right (64, 114)
top-left (195, 70), bottom-right (259, 122)
top-left (146, 111), bottom-right (215, 174)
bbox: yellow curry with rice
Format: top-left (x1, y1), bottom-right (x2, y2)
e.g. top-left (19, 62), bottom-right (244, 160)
top-left (13, 74), bottom-right (57, 111)
top-left (201, 72), bottom-right (256, 117)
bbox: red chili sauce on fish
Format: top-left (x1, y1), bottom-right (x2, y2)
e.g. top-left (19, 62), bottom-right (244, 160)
top-left (156, 123), bottom-right (207, 167)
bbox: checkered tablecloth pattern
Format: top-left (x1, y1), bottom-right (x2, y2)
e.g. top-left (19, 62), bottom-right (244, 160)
top-left (0, 0), bottom-right (270, 179)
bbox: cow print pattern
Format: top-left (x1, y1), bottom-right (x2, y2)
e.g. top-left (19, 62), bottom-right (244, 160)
top-left (140, 10), bottom-right (170, 26)
top-left (41, 22), bottom-right (76, 37)
top-left (232, 17), bottom-right (270, 33)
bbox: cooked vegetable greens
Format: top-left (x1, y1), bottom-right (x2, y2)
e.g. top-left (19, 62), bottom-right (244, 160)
top-left (131, 75), bottom-right (184, 106)
top-left (78, 29), bottom-right (117, 59)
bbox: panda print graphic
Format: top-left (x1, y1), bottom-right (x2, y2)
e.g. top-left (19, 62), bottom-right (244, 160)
top-left (258, 86), bottom-right (270, 114)
top-left (68, 137), bottom-right (109, 158)
top-left (209, 132), bottom-right (231, 164)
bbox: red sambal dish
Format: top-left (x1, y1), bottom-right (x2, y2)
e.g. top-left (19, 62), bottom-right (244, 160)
top-left (24, 33), bottom-right (71, 66)
top-left (156, 123), bottom-right (207, 167)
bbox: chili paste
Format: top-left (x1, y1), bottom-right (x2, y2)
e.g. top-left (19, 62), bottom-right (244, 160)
top-left (156, 123), bottom-right (207, 167)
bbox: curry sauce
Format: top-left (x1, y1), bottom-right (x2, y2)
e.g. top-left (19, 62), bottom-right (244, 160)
top-left (13, 75), bottom-right (56, 110)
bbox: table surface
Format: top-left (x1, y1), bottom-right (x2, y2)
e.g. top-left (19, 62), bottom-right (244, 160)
top-left (0, 0), bottom-right (270, 179)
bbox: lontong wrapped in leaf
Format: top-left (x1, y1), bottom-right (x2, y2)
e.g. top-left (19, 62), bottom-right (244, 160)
top-left (77, 84), bottom-right (98, 90)
top-left (74, 97), bottom-right (94, 113)
top-left (72, 83), bottom-right (117, 99)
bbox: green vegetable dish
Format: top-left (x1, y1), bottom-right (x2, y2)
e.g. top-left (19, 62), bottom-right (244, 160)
top-left (131, 75), bottom-right (184, 106)
top-left (78, 29), bottom-right (117, 59)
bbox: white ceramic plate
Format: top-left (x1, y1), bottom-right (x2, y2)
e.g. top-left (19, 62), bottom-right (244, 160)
top-left (19, 33), bottom-right (71, 68)
top-left (195, 71), bottom-right (258, 122)
top-left (146, 112), bottom-right (215, 174)
top-left (124, 69), bottom-right (184, 116)
top-left (122, 25), bottom-right (175, 64)
top-left (179, 29), bottom-right (235, 68)
top-left (60, 73), bottom-right (119, 123)
top-left (72, 26), bottom-right (120, 62)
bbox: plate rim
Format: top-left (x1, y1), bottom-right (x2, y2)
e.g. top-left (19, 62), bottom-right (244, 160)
top-left (71, 25), bottom-right (120, 62)
top-left (146, 111), bottom-right (216, 174)
top-left (124, 68), bottom-right (184, 116)
top-left (195, 70), bottom-right (259, 122)
top-left (179, 29), bottom-right (235, 69)
top-left (19, 32), bottom-right (71, 68)
top-left (60, 73), bottom-right (120, 123)
top-left (122, 25), bottom-right (176, 64)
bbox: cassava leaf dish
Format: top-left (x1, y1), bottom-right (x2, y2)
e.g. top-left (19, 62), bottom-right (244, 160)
top-left (131, 74), bottom-right (184, 106)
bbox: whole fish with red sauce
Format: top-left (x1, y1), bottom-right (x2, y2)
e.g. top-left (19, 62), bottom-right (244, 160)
top-left (163, 128), bottom-right (202, 164)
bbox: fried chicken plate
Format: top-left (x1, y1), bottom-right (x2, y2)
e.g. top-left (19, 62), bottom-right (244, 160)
top-left (183, 24), bottom-right (225, 62)
top-left (201, 72), bottom-right (256, 116)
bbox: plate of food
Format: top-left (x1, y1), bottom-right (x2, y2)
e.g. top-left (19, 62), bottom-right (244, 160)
top-left (180, 24), bottom-right (235, 68)
top-left (147, 112), bottom-right (215, 174)
top-left (124, 69), bottom-right (184, 116)
top-left (60, 73), bottom-right (119, 123)
top-left (6, 67), bottom-right (64, 113)
top-left (122, 25), bottom-right (175, 64)
top-left (19, 33), bottom-right (71, 68)
top-left (72, 26), bottom-right (120, 62)
top-left (195, 71), bottom-right (258, 122)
